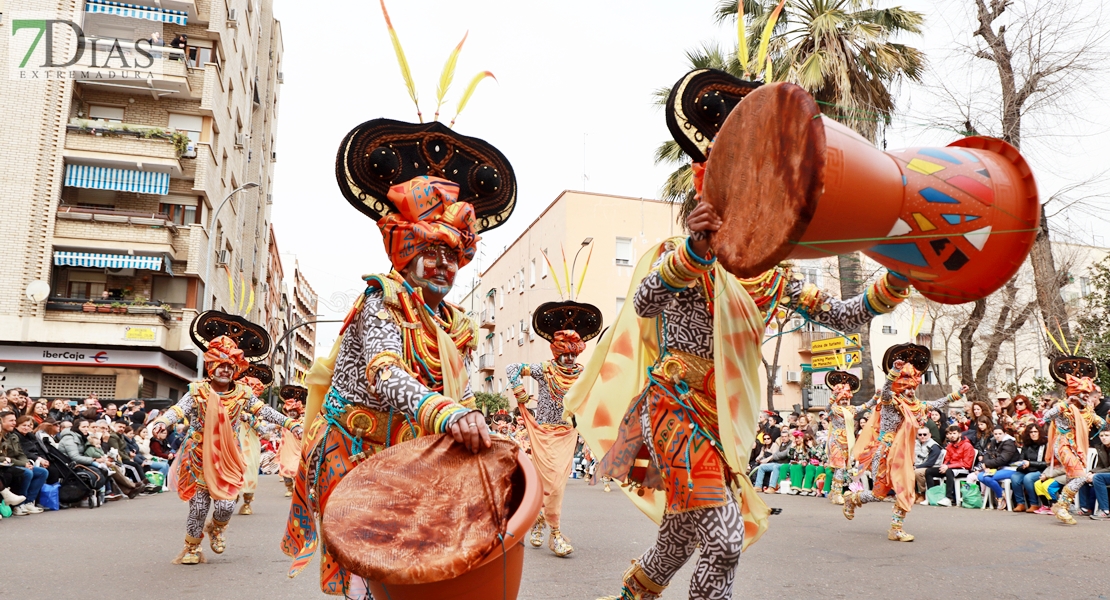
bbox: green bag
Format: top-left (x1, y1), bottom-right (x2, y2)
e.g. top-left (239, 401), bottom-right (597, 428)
top-left (145, 471), bottom-right (165, 488)
top-left (960, 481), bottom-right (984, 509)
top-left (926, 484), bottom-right (947, 506)
top-left (0, 503), bottom-right (10, 518)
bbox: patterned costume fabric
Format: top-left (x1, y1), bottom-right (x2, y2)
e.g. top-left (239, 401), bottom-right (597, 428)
top-left (377, 176), bottom-right (478, 270)
top-left (1042, 400), bottom-right (1104, 499)
top-left (589, 240), bottom-right (899, 599)
top-left (506, 362), bottom-right (571, 425)
top-left (283, 276), bottom-right (477, 596)
top-left (851, 373), bottom-right (962, 513)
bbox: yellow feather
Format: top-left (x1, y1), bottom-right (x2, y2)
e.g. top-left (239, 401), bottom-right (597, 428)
top-left (380, 0), bottom-right (422, 122)
top-left (450, 71), bottom-right (496, 127)
top-left (575, 244), bottom-right (593, 299)
top-left (755, 0), bottom-right (786, 80)
top-left (541, 249), bottom-right (565, 299)
top-left (246, 288), bottom-right (255, 315)
top-left (737, 0), bottom-right (750, 77)
top-left (239, 277), bottom-right (247, 313)
top-left (435, 31), bottom-right (468, 122)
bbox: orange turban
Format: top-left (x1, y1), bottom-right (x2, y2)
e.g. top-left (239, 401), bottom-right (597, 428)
top-left (832, 383), bottom-right (854, 402)
top-left (892, 363), bottom-right (922, 395)
top-left (550, 330), bottom-right (586, 358)
top-left (240, 376), bottom-right (264, 397)
top-left (203, 335), bottom-right (248, 377)
top-left (1066, 374), bottom-right (1097, 398)
top-left (284, 399), bottom-right (304, 415)
top-left (377, 176), bottom-right (479, 271)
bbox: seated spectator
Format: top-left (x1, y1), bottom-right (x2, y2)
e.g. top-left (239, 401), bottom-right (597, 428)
top-left (969, 400), bottom-right (993, 426)
top-left (778, 431), bottom-right (810, 494)
top-left (1010, 424), bottom-right (1048, 513)
top-left (0, 411), bottom-right (46, 515)
top-left (924, 425), bottom-right (976, 506)
top-left (0, 462), bottom-right (26, 507)
top-left (925, 408), bottom-right (943, 445)
top-left (1079, 430), bottom-right (1110, 520)
top-left (1012, 395), bottom-right (1034, 421)
top-left (150, 426), bottom-right (176, 462)
top-left (124, 424), bottom-right (165, 488)
top-left (802, 433), bottom-right (833, 497)
top-left (47, 399), bottom-right (69, 422)
top-left (975, 425), bottom-right (1018, 509)
top-left (28, 401), bottom-right (48, 425)
top-left (968, 415), bottom-right (993, 450)
top-left (752, 432), bottom-right (789, 492)
top-left (914, 427), bottom-right (942, 503)
top-left (127, 400), bottom-right (147, 429)
top-left (15, 416), bottom-right (60, 485)
top-left (84, 430), bottom-right (141, 499)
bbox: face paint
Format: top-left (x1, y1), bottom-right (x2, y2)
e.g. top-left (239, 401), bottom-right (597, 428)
top-left (407, 245), bottom-right (459, 298)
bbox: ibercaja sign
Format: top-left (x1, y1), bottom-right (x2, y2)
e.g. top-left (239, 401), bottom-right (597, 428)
top-left (9, 10), bottom-right (166, 81)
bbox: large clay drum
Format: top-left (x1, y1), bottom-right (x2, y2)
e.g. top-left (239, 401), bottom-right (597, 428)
top-left (322, 434), bottom-right (541, 600)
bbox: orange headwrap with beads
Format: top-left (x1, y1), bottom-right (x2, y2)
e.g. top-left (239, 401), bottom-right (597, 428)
top-left (892, 363), bottom-right (923, 395)
top-left (203, 335), bottom-right (248, 377)
top-left (1066, 374), bottom-right (1097, 398)
top-left (240, 376), bottom-right (264, 397)
top-left (550, 330), bottom-right (586, 358)
top-left (377, 176), bottom-right (479, 271)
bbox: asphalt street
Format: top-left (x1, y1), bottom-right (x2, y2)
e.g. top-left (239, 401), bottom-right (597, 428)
top-left (5, 476), bottom-right (1107, 599)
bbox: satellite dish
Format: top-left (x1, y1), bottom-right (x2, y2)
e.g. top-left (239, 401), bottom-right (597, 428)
top-left (26, 281), bottom-right (50, 303)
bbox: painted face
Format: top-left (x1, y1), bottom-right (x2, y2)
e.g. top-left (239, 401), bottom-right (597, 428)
top-left (557, 352), bottom-right (578, 366)
top-left (210, 362), bottom-right (236, 387)
top-left (405, 244), bottom-right (459, 298)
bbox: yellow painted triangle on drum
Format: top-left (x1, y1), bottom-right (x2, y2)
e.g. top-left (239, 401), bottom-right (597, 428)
top-left (906, 158), bottom-right (945, 175)
top-left (911, 213), bottom-right (937, 231)
top-left (908, 269), bottom-right (938, 281)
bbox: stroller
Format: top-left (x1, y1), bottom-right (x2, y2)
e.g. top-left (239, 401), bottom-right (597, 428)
top-left (41, 443), bottom-right (106, 508)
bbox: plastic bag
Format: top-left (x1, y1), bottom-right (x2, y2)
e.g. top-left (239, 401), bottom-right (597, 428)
top-left (960, 481), bottom-right (984, 509)
top-left (145, 471), bottom-right (165, 488)
top-left (0, 503), bottom-right (10, 518)
top-left (926, 484), bottom-right (946, 506)
top-left (37, 482), bottom-right (61, 511)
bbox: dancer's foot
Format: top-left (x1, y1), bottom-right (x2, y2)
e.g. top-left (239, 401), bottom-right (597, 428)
top-left (529, 513), bottom-right (546, 548)
top-left (1054, 502), bottom-right (1077, 525)
top-left (549, 528), bottom-right (574, 557)
top-left (830, 493), bottom-right (845, 505)
top-left (174, 535), bottom-right (205, 565)
top-left (887, 528), bottom-right (915, 542)
top-left (842, 492), bottom-right (862, 520)
top-left (204, 519), bottom-right (229, 553)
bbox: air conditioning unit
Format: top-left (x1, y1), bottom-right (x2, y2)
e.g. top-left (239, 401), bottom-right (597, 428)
top-left (182, 141), bottom-right (197, 158)
top-left (789, 317), bottom-right (804, 330)
top-left (266, 193), bottom-right (273, 205)
top-left (235, 133), bottom-right (248, 148)
top-left (882, 326), bottom-right (897, 335)
top-left (226, 8), bottom-right (239, 27)
top-left (215, 250), bottom-right (230, 265)
top-left (521, 322), bottom-right (529, 332)
top-left (786, 371), bottom-right (801, 383)
top-left (277, 71), bottom-right (284, 84)
top-left (271, 150), bottom-right (277, 161)
top-left (237, 257), bottom-right (245, 271)
top-left (517, 338), bottom-right (524, 346)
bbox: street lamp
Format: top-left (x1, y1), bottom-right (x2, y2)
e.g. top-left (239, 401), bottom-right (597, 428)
top-left (195, 182), bottom-right (259, 374)
top-left (569, 237), bottom-right (593, 301)
top-left (265, 315), bottom-right (341, 405)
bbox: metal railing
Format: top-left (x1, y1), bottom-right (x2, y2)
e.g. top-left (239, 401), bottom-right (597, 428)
top-left (478, 353), bottom-right (496, 371)
top-left (56, 205), bottom-right (180, 232)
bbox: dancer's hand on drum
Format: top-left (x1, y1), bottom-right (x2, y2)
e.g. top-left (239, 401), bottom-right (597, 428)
top-left (449, 411), bottom-right (492, 453)
top-left (686, 200), bottom-right (722, 259)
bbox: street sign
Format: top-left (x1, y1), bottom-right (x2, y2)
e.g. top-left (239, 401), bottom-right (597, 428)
top-left (810, 350), bottom-right (861, 369)
top-left (810, 334), bottom-right (861, 353)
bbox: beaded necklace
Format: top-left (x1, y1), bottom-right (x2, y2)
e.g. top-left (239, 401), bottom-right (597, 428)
top-left (542, 360), bottom-right (582, 403)
top-left (391, 276), bottom-right (475, 391)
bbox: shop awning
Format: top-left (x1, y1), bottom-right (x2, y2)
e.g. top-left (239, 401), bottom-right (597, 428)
top-left (65, 164), bottom-right (169, 195)
top-left (54, 251), bottom-right (163, 271)
top-left (84, 0), bottom-right (188, 25)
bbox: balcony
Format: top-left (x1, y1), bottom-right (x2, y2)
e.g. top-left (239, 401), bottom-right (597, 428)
top-left (64, 120), bottom-right (186, 177)
top-left (480, 309), bottom-right (496, 330)
top-left (803, 386), bottom-right (832, 409)
top-left (71, 40), bottom-right (192, 99)
top-left (478, 353), bottom-right (496, 372)
top-left (54, 206), bottom-right (182, 259)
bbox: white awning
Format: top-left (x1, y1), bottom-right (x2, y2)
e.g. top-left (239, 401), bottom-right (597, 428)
top-left (84, 0), bottom-right (188, 25)
top-left (65, 164), bottom-right (170, 195)
top-left (53, 251), bottom-right (163, 271)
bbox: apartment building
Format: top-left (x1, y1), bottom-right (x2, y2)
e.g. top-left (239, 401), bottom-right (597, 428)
top-left (0, 0), bottom-right (284, 399)
top-left (460, 191), bottom-right (1109, 414)
top-left (289, 261), bottom-right (317, 384)
top-left (262, 224), bottom-right (287, 385)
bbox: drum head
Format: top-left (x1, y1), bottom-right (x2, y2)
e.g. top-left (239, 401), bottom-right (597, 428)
top-left (703, 82), bottom-right (825, 277)
top-left (322, 435), bottom-right (521, 585)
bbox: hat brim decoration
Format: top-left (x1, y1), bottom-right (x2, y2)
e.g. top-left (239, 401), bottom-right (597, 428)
top-left (824, 370), bottom-right (860, 393)
top-left (1049, 355), bottom-right (1098, 386)
top-left (280, 385), bottom-right (308, 403)
top-left (665, 69), bottom-right (762, 163)
top-left (336, 119), bottom-right (516, 233)
top-left (190, 311), bottom-right (271, 360)
top-left (881, 343), bottom-right (931, 373)
top-left (532, 301), bottom-right (603, 344)
top-left (242, 363), bottom-right (274, 387)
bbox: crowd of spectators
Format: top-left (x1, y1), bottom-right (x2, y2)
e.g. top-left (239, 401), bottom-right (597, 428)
top-left (747, 390), bottom-right (1110, 520)
top-left (0, 388), bottom-right (179, 517)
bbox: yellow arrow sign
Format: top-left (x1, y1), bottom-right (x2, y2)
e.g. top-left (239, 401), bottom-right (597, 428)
top-left (810, 334), bottom-right (861, 353)
top-left (811, 350), bottom-right (862, 369)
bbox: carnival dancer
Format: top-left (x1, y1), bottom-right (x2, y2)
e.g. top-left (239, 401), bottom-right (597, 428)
top-left (236, 375), bottom-right (270, 516)
top-left (507, 300), bottom-right (603, 557)
top-left (153, 312), bottom-right (302, 565)
top-left (277, 385), bottom-right (306, 498)
top-left (1037, 342), bottom-right (1106, 525)
top-left (281, 15), bottom-right (516, 588)
top-left (842, 344), bottom-right (967, 542)
top-left (824, 371), bottom-right (860, 505)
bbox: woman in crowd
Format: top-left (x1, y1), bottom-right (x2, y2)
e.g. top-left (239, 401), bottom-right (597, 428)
top-left (752, 432), bottom-right (788, 492)
top-left (83, 429), bottom-right (141, 499)
top-left (149, 425), bottom-right (176, 463)
top-left (47, 399), bottom-right (69, 422)
top-left (976, 425), bottom-right (1019, 510)
top-left (777, 431), bottom-right (810, 494)
top-left (802, 432), bottom-right (833, 497)
top-left (1011, 424), bottom-right (1048, 513)
top-left (27, 402), bottom-right (48, 426)
top-left (1079, 429), bottom-right (1110, 519)
top-left (14, 416), bottom-right (59, 485)
top-left (1013, 395), bottom-right (1035, 421)
top-left (970, 415), bottom-right (993, 450)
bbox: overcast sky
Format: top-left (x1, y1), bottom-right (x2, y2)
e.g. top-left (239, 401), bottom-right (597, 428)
top-left (268, 0), bottom-right (1110, 350)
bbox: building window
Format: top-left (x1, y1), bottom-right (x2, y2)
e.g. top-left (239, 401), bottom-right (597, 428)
top-left (152, 276), bottom-right (189, 307)
top-left (541, 249), bottom-right (549, 278)
top-left (64, 270), bottom-right (107, 299)
top-left (530, 259), bottom-right (536, 287)
top-left (772, 366), bottom-right (783, 395)
top-left (499, 287), bottom-right (505, 308)
top-left (88, 105), bottom-right (124, 122)
top-left (498, 333), bottom-right (504, 354)
top-left (1004, 368), bottom-right (1015, 381)
top-left (159, 196), bottom-right (200, 225)
top-left (616, 297), bottom-right (625, 315)
top-left (169, 113), bottom-right (204, 143)
top-left (615, 238), bottom-right (633, 266)
top-left (1080, 276), bottom-right (1090, 297)
top-left (528, 312), bottom-right (535, 341)
top-left (518, 268), bottom-right (525, 293)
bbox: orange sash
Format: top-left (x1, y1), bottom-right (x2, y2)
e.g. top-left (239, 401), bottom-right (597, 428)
top-left (200, 385), bottom-right (246, 501)
top-left (852, 397), bottom-right (919, 512)
top-left (518, 407), bottom-right (578, 529)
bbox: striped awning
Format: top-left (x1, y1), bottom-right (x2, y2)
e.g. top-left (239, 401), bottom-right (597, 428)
top-left (65, 164), bottom-right (169, 195)
top-left (54, 251), bottom-right (163, 271)
top-left (84, 0), bottom-right (188, 25)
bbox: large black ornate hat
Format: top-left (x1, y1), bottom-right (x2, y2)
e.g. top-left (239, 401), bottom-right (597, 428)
top-left (665, 69), bottom-right (762, 163)
top-left (242, 363), bottom-right (274, 386)
top-left (1049, 355), bottom-right (1098, 386)
top-left (881, 343), bottom-right (931, 373)
top-left (824, 370), bottom-right (860, 393)
top-left (532, 301), bottom-right (604, 343)
top-left (280, 384), bottom-right (308, 402)
top-left (336, 119), bottom-right (517, 233)
top-left (189, 310), bottom-right (271, 360)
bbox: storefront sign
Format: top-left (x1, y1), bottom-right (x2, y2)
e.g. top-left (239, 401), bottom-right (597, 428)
top-left (0, 344), bottom-right (195, 380)
top-left (124, 327), bottom-right (156, 342)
